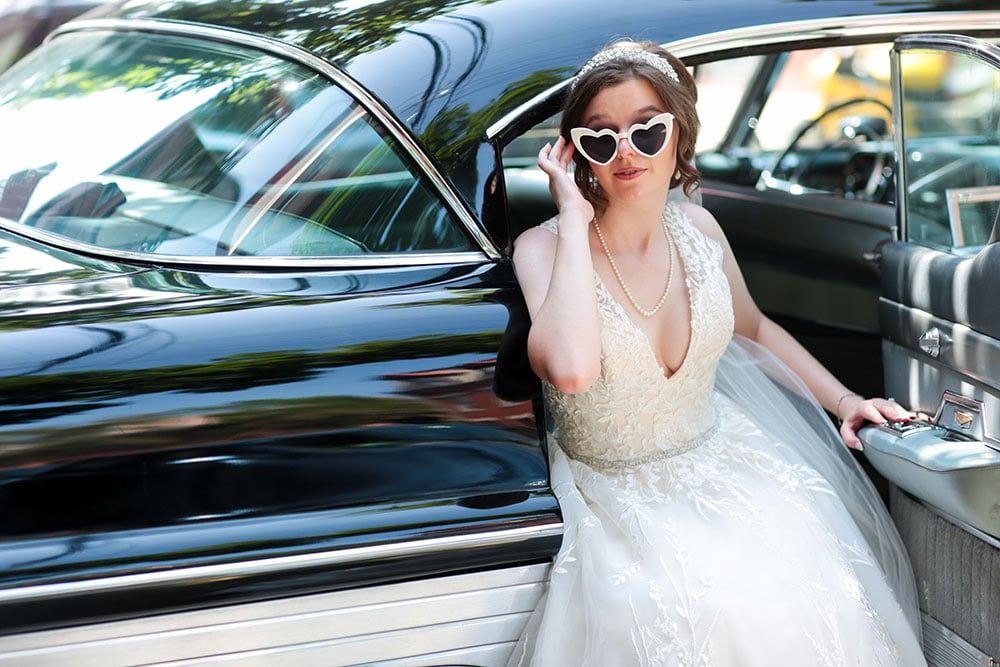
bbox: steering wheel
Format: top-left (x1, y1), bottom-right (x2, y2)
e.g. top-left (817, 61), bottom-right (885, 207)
top-left (758, 97), bottom-right (892, 200)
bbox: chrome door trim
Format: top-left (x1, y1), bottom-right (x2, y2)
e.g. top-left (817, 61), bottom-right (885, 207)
top-left (1, 563), bottom-right (552, 666)
top-left (40, 18), bottom-right (501, 265)
top-left (0, 522), bottom-right (563, 605)
top-left (881, 299), bottom-right (1000, 395)
top-left (486, 11), bottom-right (1000, 143)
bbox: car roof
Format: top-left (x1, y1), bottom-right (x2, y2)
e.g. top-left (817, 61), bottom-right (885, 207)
top-left (78, 0), bottom-right (983, 212)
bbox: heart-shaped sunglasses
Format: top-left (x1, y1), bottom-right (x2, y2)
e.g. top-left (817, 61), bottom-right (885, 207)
top-left (570, 112), bottom-right (674, 165)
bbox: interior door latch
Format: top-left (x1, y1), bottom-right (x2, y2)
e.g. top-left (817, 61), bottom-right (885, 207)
top-left (918, 326), bottom-right (950, 358)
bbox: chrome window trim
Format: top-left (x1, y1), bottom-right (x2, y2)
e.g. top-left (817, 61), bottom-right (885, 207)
top-left (486, 11), bottom-right (1000, 143)
top-left (0, 522), bottom-right (563, 605)
top-left (29, 18), bottom-right (500, 267)
top-left (892, 33), bottom-right (1000, 247)
top-left (6, 225), bottom-right (490, 269)
top-left (894, 32), bottom-right (1000, 71)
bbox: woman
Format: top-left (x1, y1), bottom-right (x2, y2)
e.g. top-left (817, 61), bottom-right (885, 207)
top-left (507, 41), bottom-right (926, 665)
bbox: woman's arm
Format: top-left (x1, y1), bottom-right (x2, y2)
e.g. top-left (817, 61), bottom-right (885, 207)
top-left (513, 137), bottom-right (602, 394)
top-left (681, 203), bottom-right (913, 448)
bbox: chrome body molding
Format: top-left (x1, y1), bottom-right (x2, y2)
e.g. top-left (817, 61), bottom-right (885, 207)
top-left (0, 523), bottom-right (563, 606)
top-left (0, 562), bottom-right (552, 667)
top-left (40, 18), bottom-right (501, 266)
top-left (486, 11), bottom-right (1000, 144)
top-left (3, 224), bottom-right (491, 269)
top-left (921, 614), bottom-right (996, 667)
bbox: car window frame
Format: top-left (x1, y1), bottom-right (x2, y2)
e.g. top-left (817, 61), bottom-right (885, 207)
top-left (892, 33), bottom-right (1000, 252)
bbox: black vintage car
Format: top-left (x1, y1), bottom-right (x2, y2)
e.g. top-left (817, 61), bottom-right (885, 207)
top-left (0, 1), bottom-right (997, 665)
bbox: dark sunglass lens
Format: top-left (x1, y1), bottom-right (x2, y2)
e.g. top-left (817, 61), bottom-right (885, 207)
top-left (632, 124), bottom-right (667, 156)
top-left (580, 134), bottom-right (617, 163)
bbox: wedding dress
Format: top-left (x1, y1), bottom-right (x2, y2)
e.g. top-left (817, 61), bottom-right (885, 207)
top-left (507, 203), bottom-right (926, 666)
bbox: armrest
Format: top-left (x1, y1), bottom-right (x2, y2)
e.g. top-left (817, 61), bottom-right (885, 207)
top-left (860, 420), bottom-right (1000, 539)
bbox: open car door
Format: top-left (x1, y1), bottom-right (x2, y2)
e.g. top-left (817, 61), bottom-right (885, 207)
top-left (860, 34), bottom-right (1000, 666)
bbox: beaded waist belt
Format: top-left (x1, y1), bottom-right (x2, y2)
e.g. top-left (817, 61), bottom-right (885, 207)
top-left (563, 418), bottom-right (720, 471)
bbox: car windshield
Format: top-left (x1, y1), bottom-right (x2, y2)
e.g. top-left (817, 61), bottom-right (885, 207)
top-left (0, 30), bottom-right (471, 258)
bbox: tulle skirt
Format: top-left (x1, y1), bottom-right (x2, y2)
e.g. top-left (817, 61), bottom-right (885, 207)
top-left (507, 339), bottom-right (926, 666)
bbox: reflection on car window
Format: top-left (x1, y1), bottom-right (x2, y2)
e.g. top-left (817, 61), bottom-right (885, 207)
top-left (899, 49), bottom-right (1000, 250)
top-left (696, 44), bottom-right (894, 203)
top-left (0, 31), bottom-right (472, 258)
top-left (694, 56), bottom-right (760, 153)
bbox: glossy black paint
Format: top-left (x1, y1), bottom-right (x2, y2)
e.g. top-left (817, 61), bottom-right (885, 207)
top-left (0, 217), bottom-right (555, 631)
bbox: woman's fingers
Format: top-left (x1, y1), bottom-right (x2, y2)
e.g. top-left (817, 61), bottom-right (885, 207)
top-left (536, 137), bottom-right (594, 226)
top-left (839, 397), bottom-right (918, 450)
top-left (557, 137), bottom-right (575, 170)
top-left (539, 136), bottom-right (574, 171)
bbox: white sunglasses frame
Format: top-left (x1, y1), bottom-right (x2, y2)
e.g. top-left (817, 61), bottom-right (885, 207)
top-left (569, 112), bottom-right (675, 166)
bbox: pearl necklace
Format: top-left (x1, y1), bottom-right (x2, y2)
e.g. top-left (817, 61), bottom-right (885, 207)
top-left (592, 213), bottom-right (675, 318)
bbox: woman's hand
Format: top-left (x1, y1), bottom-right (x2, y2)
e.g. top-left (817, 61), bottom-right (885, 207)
top-left (537, 137), bottom-right (594, 228)
top-left (838, 394), bottom-right (916, 450)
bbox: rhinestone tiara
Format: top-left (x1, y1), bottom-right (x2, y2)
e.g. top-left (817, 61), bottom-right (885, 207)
top-left (573, 46), bottom-right (680, 87)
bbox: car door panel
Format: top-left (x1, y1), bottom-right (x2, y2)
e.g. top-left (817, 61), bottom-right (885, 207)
top-left (0, 260), bottom-right (561, 646)
top-left (858, 34), bottom-right (1000, 665)
top-left (704, 187), bottom-right (894, 333)
top-left (704, 185), bottom-right (895, 399)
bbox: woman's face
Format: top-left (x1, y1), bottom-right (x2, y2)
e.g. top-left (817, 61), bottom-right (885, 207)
top-left (577, 76), bottom-right (677, 207)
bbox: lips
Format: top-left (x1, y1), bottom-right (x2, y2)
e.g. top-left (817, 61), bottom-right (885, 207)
top-left (614, 166), bottom-right (646, 180)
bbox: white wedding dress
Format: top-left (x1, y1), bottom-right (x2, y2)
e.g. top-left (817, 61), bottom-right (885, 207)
top-left (508, 203), bottom-right (926, 666)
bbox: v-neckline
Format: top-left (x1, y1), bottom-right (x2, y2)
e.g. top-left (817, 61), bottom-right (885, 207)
top-left (593, 218), bottom-right (694, 381)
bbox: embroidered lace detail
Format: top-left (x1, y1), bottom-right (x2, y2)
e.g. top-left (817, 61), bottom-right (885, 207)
top-left (541, 203), bottom-right (734, 463)
top-left (564, 417), bottom-right (719, 470)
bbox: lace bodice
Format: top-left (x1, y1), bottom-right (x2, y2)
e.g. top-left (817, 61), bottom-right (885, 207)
top-left (541, 203), bottom-right (734, 467)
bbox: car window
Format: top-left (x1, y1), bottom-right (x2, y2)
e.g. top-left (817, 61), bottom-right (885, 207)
top-left (898, 48), bottom-right (1000, 250)
top-left (693, 55), bottom-right (761, 153)
top-left (0, 31), bottom-right (472, 258)
top-left (696, 44), bottom-right (894, 202)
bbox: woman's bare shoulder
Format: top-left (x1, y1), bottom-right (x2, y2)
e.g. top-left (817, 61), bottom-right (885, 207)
top-left (676, 201), bottom-right (727, 244)
top-left (513, 218), bottom-right (559, 256)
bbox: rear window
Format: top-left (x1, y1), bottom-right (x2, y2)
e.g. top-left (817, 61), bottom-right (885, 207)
top-left (0, 31), bottom-right (472, 258)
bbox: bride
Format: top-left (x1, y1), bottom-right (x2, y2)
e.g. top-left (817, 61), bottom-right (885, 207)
top-left (507, 40), bottom-right (926, 665)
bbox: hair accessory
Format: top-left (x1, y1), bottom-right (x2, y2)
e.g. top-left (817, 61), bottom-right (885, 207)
top-left (574, 46), bottom-right (680, 88)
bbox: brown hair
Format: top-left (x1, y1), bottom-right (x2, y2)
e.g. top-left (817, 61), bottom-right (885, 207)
top-left (561, 41), bottom-right (700, 211)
